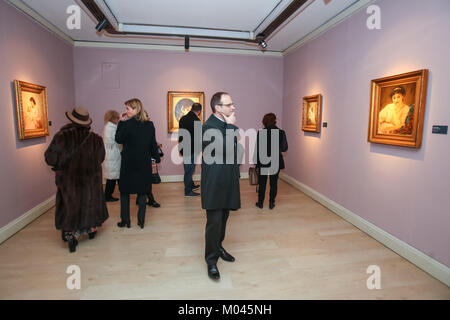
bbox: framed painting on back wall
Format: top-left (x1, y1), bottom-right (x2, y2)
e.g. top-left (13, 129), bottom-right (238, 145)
top-left (368, 69), bottom-right (428, 148)
top-left (167, 91), bottom-right (205, 133)
top-left (302, 94), bottom-right (322, 133)
top-left (14, 80), bottom-right (49, 140)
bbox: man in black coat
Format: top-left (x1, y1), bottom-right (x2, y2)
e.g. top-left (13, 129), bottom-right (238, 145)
top-left (201, 92), bottom-right (243, 280)
top-left (178, 103), bottom-right (202, 197)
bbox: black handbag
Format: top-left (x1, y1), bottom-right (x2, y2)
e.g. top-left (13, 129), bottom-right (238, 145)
top-left (151, 161), bottom-right (161, 184)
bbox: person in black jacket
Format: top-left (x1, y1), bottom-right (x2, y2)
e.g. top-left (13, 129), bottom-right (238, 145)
top-left (255, 113), bottom-right (288, 210)
top-left (115, 98), bottom-right (160, 229)
top-left (201, 92), bottom-right (244, 281)
top-left (178, 103), bottom-right (202, 197)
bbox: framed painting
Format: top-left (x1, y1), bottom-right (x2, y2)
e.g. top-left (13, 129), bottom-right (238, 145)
top-left (368, 69), bottom-right (428, 148)
top-left (14, 80), bottom-right (49, 140)
top-left (167, 91), bottom-right (205, 133)
top-left (302, 94), bottom-right (322, 133)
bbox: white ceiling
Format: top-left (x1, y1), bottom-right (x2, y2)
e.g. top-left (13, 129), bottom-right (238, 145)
top-left (11, 0), bottom-right (372, 54)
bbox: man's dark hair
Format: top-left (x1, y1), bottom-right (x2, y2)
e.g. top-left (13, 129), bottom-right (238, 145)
top-left (210, 92), bottom-right (229, 113)
top-left (191, 103), bottom-right (202, 113)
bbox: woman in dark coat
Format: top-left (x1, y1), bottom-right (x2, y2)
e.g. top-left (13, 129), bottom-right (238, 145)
top-left (45, 107), bottom-right (109, 253)
top-left (255, 113), bottom-right (288, 210)
top-left (115, 98), bottom-right (160, 229)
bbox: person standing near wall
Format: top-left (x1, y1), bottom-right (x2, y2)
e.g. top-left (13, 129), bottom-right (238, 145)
top-left (178, 103), bottom-right (202, 197)
top-left (102, 110), bottom-right (121, 202)
top-left (255, 113), bottom-right (288, 210)
top-left (45, 107), bottom-right (109, 253)
top-left (115, 98), bottom-right (160, 229)
top-left (201, 92), bottom-right (243, 280)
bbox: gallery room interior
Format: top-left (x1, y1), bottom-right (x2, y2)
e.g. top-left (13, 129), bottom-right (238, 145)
top-left (0, 0), bottom-right (449, 300)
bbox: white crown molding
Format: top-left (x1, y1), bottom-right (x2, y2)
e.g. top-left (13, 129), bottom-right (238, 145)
top-left (279, 172), bottom-right (450, 287)
top-left (283, 0), bottom-right (374, 56)
top-left (74, 41), bottom-right (283, 57)
top-left (0, 195), bottom-right (56, 244)
top-left (5, 0), bottom-right (74, 46)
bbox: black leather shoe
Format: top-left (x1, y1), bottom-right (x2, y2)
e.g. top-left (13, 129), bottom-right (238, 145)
top-left (147, 200), bottom-right (161, 208)
top-left (185, 191), bottom-right (200, 197)
top-left (105, 197), bottom-right (119, 202)
top-left (207, 264), bottom-right (220, 280)
top-left (269, 202), bottom-right (275, 209)
top-left (68, 239), bottom-right (78, 253)
top-left (117, 221), bottom-right (130, 228)
top-left (192, 184), bottom-right (200, 190)
top-left (219, 247), bottom-right (235, 262)
top-left (88, 231), bottom-right (97, 239)
top-left (255, 202), bottom-right (263, 209)
top-left (137, 220), bottom-right (145, 229)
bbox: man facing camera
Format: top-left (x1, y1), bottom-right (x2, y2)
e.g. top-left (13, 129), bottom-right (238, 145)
top-left (201, 92), bottom-right (243, 281)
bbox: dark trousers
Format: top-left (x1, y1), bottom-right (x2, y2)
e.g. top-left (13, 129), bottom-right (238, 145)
top-left (183, 154), bottom-right (196, 194)
top-left (105, 179), bottom-right (117, 199)
top-left (258, 172), bottom-right (279, 204)
top-left (120, 193), bottom-right (147, 223)
top-left (205, 209), bottom-right (230, 265)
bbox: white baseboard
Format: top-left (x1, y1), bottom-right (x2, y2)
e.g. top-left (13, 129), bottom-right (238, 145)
top-left (0, 195), bottom-right (56, 244)
top-left (279, 172), bottom-right (450, 287)
top-left (160, 172), bottom-right (249, 183)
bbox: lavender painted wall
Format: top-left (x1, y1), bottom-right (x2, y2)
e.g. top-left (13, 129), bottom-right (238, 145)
top-left (0, 1), bottom-right (75, 228)
top-left (73, 48), bottom-right (283, 176)
top-left (283, 0), bottom-right (450, 267)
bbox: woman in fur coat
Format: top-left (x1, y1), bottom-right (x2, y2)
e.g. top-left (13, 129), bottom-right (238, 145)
top-left (45, 107), bottom-right (109, 253)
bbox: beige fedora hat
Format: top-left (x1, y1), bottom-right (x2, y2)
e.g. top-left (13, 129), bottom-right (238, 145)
top-left (66, 107), bottom-right (92, 126)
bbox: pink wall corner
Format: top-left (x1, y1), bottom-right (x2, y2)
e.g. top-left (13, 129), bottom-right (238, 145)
top-left (0, 1), bottom-right (75, 228)
top-left (282, 0), bottom-right (450, 267)
top-left (73, 47), bottom-right (284, 176)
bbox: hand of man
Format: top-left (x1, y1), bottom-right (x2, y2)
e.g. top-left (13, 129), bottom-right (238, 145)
top-left (224, 112), bottom-right (236, 125)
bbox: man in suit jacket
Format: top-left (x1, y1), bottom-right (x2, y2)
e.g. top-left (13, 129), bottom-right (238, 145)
top-left (178, 103), bottom-right (202, 197)
top-left (201, 92), bottom-right (243, 280)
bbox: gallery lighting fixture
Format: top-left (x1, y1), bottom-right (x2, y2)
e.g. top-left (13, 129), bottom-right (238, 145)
top-left (95, 18), bottom-right (108, 32)
top-left (257, 34), bottom-right (267, 49)
top-left (184, 36), bottom-right (190, 50)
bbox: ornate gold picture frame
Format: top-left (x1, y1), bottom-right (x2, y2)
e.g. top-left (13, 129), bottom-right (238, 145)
top-left (14, 80), bottom-right (49, 140)
top-left (167, 91), bottom-right (205, 133)
top-left (368, 69), bottom-right (428, 148)
top-left (302, 94), bottom-right (322, 133)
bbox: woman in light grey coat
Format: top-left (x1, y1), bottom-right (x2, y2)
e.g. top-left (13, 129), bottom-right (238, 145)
top-left (102, 110), bottom-right (121, 202)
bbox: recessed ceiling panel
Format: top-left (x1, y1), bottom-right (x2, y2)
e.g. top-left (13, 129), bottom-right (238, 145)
top-left (105, 0), bottom-right (282, 31)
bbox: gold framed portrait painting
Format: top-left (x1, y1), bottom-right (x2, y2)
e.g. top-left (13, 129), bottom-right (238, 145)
top-left (368, 69), bottom-right (428, 148)
top-left (167, 91), bottom-right (205, 133)
top-left (301, 94), bottom-right (322, 133)
top-left (14, 80), bottom-right (49, 140)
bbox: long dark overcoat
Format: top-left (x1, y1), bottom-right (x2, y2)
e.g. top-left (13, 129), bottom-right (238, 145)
top-left (201, 115), bottom-right (243, 210)
top-left (115, 117), bottom-right (160, 194)
top-left (44, 123), bottom-right (109, 231)
top-left (256, 125), bottom-right (288, 171)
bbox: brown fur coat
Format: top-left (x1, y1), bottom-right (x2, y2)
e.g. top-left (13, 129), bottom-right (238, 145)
top-left (45, 123), bottom-right (109, 231)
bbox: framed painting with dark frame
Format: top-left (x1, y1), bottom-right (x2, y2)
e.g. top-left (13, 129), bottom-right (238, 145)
top-left (368, 69), bottom-right (428, 148)
top-left (14, 80), bottom-right (49, 140)
top-left (167, 91), bottom-right (205, 133)
top-left (302, 94), bottom-right (322, 133)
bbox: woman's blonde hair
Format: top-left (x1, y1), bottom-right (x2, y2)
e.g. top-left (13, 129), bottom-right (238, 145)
top-left (124, 98), bottom-right (148, 122)
top-left (104, 110), bottom-right (120, 124)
